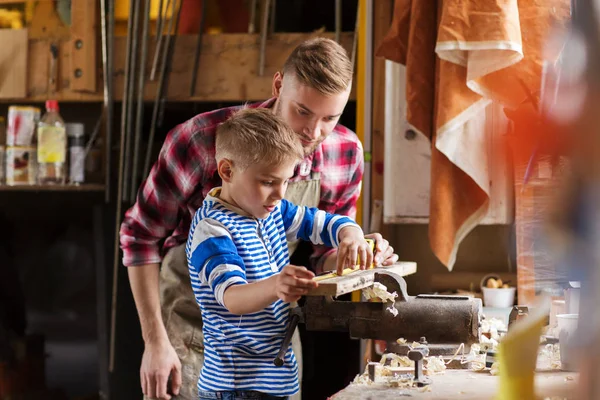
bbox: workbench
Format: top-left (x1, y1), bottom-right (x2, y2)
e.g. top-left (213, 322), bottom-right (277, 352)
top-left (330, 370), bottom-right (578, 399)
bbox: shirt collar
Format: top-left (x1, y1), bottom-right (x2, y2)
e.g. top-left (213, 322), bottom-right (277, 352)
top-left (206, 187), bottom-right (254, 218)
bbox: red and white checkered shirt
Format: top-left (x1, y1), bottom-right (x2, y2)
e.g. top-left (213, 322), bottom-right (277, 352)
top-left (120, 98), bottom-right (364, 269)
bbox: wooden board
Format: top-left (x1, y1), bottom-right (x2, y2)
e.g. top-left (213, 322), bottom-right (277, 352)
top-left (22, 32), bottom-right (356, 102)
top-left (307, 262), bottom-right (417, 297)
top-left (0, 29), bottom-right (27, 98)
top-left (70, 0), bottom-right (98, 92)
top-left (330, 370), bottom-right (577, 400)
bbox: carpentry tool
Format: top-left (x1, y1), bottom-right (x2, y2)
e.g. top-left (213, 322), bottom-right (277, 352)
top-left (335, 0), bottom-right (342, 43)
top-left (101, 0), bottom-right (115, 203)
top-left (130, 0), bottom-right (152, 202)
top-left (150, 0), bottom-right (172, 81)
top-left (407, 339), bottom-right (432, 387)
top-left (258, 0), bottom-right (271, 77)
top-left (48, 43), bottom-right (59, 95)
top-left (274, 266), bottom-right (483, 367)
top-left (144, 0), bottom-right (182, 178)
top-left (122, 0), bottom-right (142, 204)
top-left (248, 0), bottom-right (258, 33)
top-left (189, 0), bottom-right (207, 97)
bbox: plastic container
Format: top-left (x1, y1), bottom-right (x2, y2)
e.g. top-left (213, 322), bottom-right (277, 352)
top-left (37, 100), bottom-right (66, 184)
top-left (66, 123), bottom-right (85, 184)
top-left (482, 287), bottom-right (516, 308)
top-left (557, 313), bottom-right (579, 371)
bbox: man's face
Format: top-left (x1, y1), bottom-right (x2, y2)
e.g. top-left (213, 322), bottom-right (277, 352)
top-left (228, 158), bottom-right (297, 219)
top-left (273, 73), bottom-right (351, 156)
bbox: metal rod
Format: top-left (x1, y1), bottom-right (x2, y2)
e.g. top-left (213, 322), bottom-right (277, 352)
top-left (258, 0), bottom-right (271, 77)
top-left (335, 0), bottom-right (342, 43)
top-left (269, 0), bottom-right (276, 35)
top-left (189, 0), bottom-right (207, 97)
top-left (100, 0), bottom-right (114, 203)
top-left (123, 0), bottom-right (142, 204)
top-left (144, 0), bottom-right (180, 178)
top-left (131, 0), bottom-right (152, 202)
top-left (248, 0), bottom-right (258, 33)
top-left (158, 0), bottom-right (183, 129)
top-left (155, 0), bottom-right (165, 44)
top-left (109, 0), bottom-right (136, 373)
top-left (351, 2), bottom-right (360, 73)
top-left (150, 0), bottom-right (173, 80)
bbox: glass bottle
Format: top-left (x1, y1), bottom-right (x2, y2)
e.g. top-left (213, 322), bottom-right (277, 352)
top-left (37, 100), bottom-right (66, 184)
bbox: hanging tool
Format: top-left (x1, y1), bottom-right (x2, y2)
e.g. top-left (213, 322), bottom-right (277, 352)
top-left (189, 0), bottom-right (207, 97)
top-left (258, 0), bottom-right (271, 77)
top-left (48, 43), bottom-right (59, 95)
top-left (144, 0), bottom-right (182, 178)
top-left (101, 0), bottom-right (115, 203)
top-left (248, 0), bottom-right (258, 33)
top-left (123, 0), bottom-right (142, 204)
top-left (150, 0), bottom-right (173, 81)
top-left (155, 0), bottom-right (165, 44)
top-left (335, 0), bottom-right (342, 43)
top-left (109, 0), bottom-right (137, 373)
top-left (130, 0), bottom-right (152, 201)
top-left (157, 0), bottom-right (183, 130)
top-left (269, 0), bottom-right (276, 35)
top-left (351, 3), bottom-right (360, 72)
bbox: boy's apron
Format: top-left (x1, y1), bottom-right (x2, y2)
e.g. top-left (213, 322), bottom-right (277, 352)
top-left (151, 172), bottom-right (321, 400)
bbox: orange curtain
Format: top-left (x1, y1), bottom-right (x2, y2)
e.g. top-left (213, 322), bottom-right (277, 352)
top-left (377, 0), bottom-right (570, 270)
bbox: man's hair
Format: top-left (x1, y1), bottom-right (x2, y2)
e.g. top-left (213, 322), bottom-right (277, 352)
top-left (216, 108), bottom-right (304, 170)
top-left (282, 37), bottom-right (353, 95)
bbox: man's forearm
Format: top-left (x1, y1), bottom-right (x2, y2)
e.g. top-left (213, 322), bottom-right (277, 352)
top-left (223, 276), bottom-right (278, 315)
top-left (128, 264), bottom-right (169, 344)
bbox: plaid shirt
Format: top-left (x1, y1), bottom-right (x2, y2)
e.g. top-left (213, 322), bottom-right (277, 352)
top-left (120, 98), bottom-right (364, 269)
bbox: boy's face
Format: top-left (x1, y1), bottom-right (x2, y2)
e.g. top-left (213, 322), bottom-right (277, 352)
top-left (228, 158), bottom-right (298, 219)
top-left (272, 73), bottom-right (351, 156)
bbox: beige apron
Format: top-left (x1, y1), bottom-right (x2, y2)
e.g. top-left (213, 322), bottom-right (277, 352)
top-left (150, 173), bottom-right (321, 400)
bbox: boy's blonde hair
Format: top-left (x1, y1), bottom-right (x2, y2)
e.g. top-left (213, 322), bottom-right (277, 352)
top-left (282, 37), bottom-right (353, 95)
top-left (216, 108), bottom-right (304, 170)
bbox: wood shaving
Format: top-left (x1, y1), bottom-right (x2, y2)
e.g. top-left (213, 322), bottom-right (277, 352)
top-left (425, 356), bottom-right (446, 375)
top-left (490, 361), bottom-right (500, 376)
top-left (565, 376), bottom-right (574, 382)
top-left (362, 282), bottom-right (399, 317)
top-left (418, 385), bottom-right (432, 392)
top-left (381, 353), bottom-right (413, 368)
top-left (396, 337), bottom-right (407, 344)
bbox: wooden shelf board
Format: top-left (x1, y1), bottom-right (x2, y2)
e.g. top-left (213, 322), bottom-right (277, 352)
top-left (0, 183), bottom-right (105, 192)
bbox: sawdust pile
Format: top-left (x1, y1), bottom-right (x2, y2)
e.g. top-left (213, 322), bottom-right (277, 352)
top-left (362, 282), bottom-right (399, 317)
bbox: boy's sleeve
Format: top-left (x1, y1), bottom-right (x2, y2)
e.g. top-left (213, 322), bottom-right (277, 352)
top-left (186, 217), bottom-right (246, 307)
top-left (279, 199), bottom-right (359, 247)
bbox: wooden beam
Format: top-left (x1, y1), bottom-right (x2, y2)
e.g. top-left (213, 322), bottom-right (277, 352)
top-left (370, 1), bottom-right (393, 233)
top-left (70, 0), bottom-right (98, 92)
top-left (20, 32), bottom-right (356, 102)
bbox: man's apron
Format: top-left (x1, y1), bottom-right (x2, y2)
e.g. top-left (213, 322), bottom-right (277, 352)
top-left (151, 172), bottom-right (321, 400)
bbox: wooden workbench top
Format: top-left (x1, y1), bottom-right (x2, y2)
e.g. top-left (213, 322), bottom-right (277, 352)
top-left (330, 370), bottom-right (578, 399)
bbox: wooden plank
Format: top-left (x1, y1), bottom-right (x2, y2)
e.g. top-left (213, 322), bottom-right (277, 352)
top-left (28, 1), bottom-right (70, 40)
top-left (70, 0), bottom-right (98, 92)
top-left (0, 29), bottom-right (27, 98)
top-left (307, 262), bottom-right (417, 297)
top-left (20, 32), bottom-right (356, 102)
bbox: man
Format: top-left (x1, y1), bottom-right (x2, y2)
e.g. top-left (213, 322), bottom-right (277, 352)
top-left (120, 38), bottom-right (399, 400)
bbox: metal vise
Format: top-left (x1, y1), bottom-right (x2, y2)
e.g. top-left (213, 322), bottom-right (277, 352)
top-left (274, 268), bottom-right (482, 366)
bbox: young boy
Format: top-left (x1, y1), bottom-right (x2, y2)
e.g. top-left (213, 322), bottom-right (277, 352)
top-left (186, 108), bottom-right (373, 399)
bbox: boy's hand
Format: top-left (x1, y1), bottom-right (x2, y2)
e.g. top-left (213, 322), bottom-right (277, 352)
top-left (337, 226), bottom-right (373, 275)
top-left (275, 265), bottom-right (318, 303)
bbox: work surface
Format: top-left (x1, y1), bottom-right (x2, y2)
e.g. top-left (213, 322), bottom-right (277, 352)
top-left (330, 370), bottom-right (577, 399)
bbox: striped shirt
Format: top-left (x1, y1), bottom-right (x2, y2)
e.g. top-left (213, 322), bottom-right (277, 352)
top-left (186, 189), bottom-right (357, 396)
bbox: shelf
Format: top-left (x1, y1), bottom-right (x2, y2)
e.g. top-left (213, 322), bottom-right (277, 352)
top-left (0, 183), bottom-right (105, 192)
top-left (3, 32), bottom-right (356, 103)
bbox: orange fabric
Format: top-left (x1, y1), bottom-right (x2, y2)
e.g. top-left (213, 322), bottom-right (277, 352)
top-left (377, 0), bottom-right (570, 269)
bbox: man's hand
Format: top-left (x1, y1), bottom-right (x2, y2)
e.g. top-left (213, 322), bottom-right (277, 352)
top-left (140, 339), bottom-right (182, 400)
top-left (365, 232), bottom-right (399, 266)
top-left (275, 265), bottom-right (318, 303)
top-left (337, 226), bottom-right (373, 275)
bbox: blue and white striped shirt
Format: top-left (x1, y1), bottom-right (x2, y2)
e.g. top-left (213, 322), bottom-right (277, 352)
top-left (186, 188), bottom-right (357, 396)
